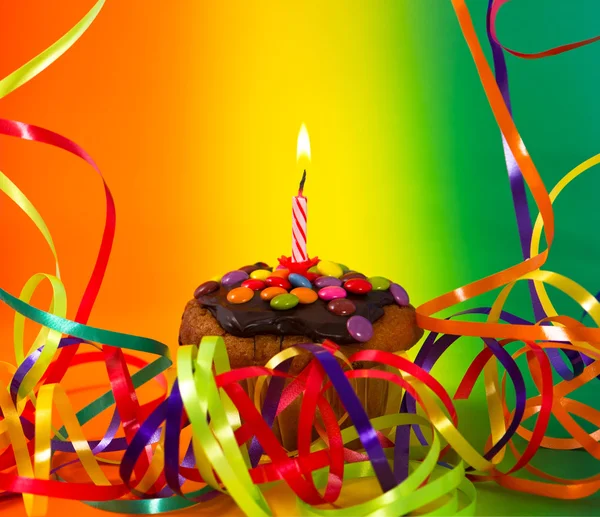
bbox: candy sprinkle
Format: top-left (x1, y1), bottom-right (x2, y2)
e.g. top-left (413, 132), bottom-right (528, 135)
top-left (266, 276), bottom-right (292, 290)
top-left (250, 269), bottom-right (272, 281)
top-left (241, 279), bottom-right (266, 291)
top-left (327, 298), bottom-right (356, 316)
top-left (340, 272), bottom-right (367, 281)
top-left (270, 293), bottom-right (299, 310)
top-left (318, 286), bottom-right (347, 301)
top-left (344, 278), bottom-right (372, 295)
top-left (194, 280), bottom-right (219, 298)
top-left (227, 286), bottom-right (254, 304)
top-left (221, 270), bottom-right (249, 287)
top-left (314, 276), bottom-right (343, 289)
top-left (290, 287), bottom-right (318, 304)
top-left (288, 273), bottom-right (312, 288)
top-left (239, 264), bottom-right (259, 274)
top-left (347, 315), bottom-right (373, 342)
top-left (260, 287), bottom-right (287, 301)
top-left (369, 276), bottom-right (391, 291)
top-left (317, 260), bottom-right (343, 278)
top-left (390, 283), bottom-right (410, 306)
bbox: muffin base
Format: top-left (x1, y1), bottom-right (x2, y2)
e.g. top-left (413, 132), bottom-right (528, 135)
top-left (179, 300), bottom-right (422, 449)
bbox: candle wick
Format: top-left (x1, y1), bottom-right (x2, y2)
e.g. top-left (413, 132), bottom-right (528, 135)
top-left (298, 169), bottom-right (307, 197)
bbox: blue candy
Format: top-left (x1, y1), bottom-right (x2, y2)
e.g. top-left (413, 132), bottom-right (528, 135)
top-left (288, 273), bottom-right (312, 288)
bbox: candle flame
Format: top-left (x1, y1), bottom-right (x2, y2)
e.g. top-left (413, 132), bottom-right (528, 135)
top-left (297, 123), bottom-right (311, 162)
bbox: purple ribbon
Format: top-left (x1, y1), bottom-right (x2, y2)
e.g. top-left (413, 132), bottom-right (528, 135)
top-left (164, 382), bottom-right (185, 495)
top-left (248, 358), bottom-right (292, 467)
top-left (396, 307), bottom-right (529, 476)
top-left (485, 0), bottom-right (584, 380)
top-left (480, 337), bottom-right (526, 461)
top-left (8, 337), bottom-right (135, 461)
top-left (301, 344), bottom-right (399, 491)
top-left (52, 408), bottom-right (123, 454)
top-left (120, 381), bottom-right (218, 502)
top-left (120, 395), bottom-right (168, 497)
top-left (10, 337), bottom-right (84, 400)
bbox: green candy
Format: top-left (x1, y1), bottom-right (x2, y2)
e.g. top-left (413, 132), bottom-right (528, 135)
top-left (369, 276), bottom-right (391, 291)
top-left (308, 265), bottom-right (320, 274)
top-left (338, 263), bottom-right (350, 273)
top-left (270, 293), bottom-right (299, 310)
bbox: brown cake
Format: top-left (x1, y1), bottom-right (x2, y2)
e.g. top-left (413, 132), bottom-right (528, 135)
top-left (179, 257), bottom-right (423, 449)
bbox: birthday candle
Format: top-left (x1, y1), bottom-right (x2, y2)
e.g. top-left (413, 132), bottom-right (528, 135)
top-left (292, 124), bottom-right (310, 262)
top-left (292, 171), bottom-right (308, 262)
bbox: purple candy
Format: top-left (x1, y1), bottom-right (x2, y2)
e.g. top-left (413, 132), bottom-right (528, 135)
top-left (390, 283), bottom-right (409, 306)
top-left (314, 276), bottom-right (343, 288)
top-left (318, 286), bottom-right (346, 301)
top-left (347, 315), bottom-right (373, 342)
top-left (221, 270), bottom-right (249, 287)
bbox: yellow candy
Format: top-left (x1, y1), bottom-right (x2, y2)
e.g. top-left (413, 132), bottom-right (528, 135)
top-left (291, 287), bottom-right (318, 304)
top-left (250, 269), bottom-right (272, 281)
top-left (317, 260), bottom-right (343, 278)
top-left (227, 286), bottom-right (254, 304)
top-left (210, 273), bottom-right (223, 282)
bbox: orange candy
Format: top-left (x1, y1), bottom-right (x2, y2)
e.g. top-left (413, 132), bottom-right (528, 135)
top-left (270, 269), bottom-right (290, 279)
top-left (227, 286), bottom-right (254, 304)
top-left (260, 286), bottom-right (287, 300)
top-left (290, 287), bottom-right (318, 304)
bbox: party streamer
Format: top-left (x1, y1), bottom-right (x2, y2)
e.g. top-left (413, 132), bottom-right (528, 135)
top-left (1, 0), bottom-right (600, 516)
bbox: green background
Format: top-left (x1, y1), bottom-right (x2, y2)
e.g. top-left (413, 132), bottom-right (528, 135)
top-left (408, 1), bottom-right (600, 515)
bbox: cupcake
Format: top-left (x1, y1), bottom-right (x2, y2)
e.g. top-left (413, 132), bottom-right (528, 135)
top-left (179, 256), bottom-right (422, 449)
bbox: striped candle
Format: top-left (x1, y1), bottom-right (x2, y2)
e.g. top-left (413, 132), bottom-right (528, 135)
top-left (292, 175), bottom-right (308, 262)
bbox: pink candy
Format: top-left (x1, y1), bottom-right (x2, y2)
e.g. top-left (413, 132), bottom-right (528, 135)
top-left (318, 286), bottom-right (347, 301)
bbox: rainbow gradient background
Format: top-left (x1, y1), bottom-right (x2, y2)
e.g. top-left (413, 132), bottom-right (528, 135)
top-left (1, 0), bottom-right (599, 515)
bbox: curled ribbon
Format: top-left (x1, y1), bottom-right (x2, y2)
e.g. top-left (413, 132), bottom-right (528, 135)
top-left (1, 0), bottom-right (600, 516)
top-left (414, 0), bottom-right (600, 501)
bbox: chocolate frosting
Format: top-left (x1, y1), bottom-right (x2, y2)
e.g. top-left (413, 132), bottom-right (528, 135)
top-left (196, 283), bottom-right (395, 345)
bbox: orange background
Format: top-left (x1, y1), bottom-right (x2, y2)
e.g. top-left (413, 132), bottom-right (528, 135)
top-left (0, 0), bottom-right (440, 357)
top-left (0, 2), bottom-right (437, 515)
top-left (4, 1), bottom-right (599, 516)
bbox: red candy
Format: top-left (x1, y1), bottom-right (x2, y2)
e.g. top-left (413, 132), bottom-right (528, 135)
top-left (265, 276), bottom-right (292, 290)
top-left (241, 279), bottom-right (266, 291)
top-left (344, 278), bottom-right (372, 294)
top-left (305, 272), bottom-right (320, 282)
